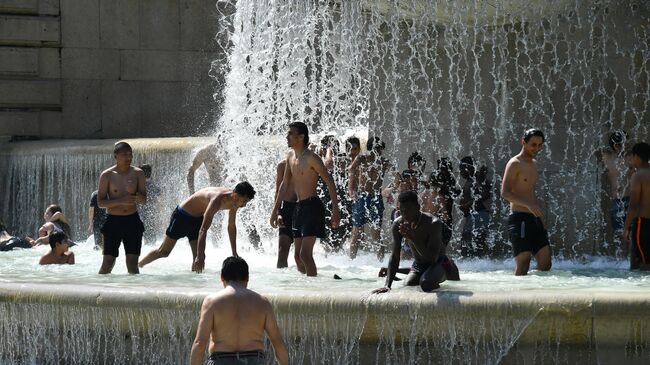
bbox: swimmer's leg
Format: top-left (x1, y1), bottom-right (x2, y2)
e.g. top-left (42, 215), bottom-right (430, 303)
top-left (99, 255), bottom-right (116, 274)
top-left (126, 254), bottom-right (139, 274)
top-left (349, 226), bottom-right (362, 259)
top-left (138, 235), bottom-right (179, 268)
top-left (294, 238), bottom-right (306, 274)
top-left (514, 251), bottom-right (532, 276)
top-left (404, 271), bottom-right (420, 287)
top-left (534, 245), bottom-right (552, 272)
top-left (299, 236), bottom-right (318, 276)
top-left (420, 264), bottom-right (446, 292)
top-left (277, 234), bottom-right (292, 268)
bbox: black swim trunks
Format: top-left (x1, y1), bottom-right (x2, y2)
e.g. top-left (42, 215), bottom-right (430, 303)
top-left (165, 205), bottom-right (204, 241)
top-left (631, 217), bottom-right (650, 265)
top-left (101, 213), bottom-right (145, 257)
top-left (292, 196), bottom-right (326, 239)
top-left (208, 350), bottom-right (265, 365)
top-left (0, 236), bottom-right (32, 251)
top-left (279, 200), bottom-right (296, 239)
top-left (508, 212), bottom-right (550, 256)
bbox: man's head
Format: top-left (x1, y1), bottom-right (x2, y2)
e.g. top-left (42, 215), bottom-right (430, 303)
top-left (521, 128), bottom-right (545, 158)
top-left (221, 256), bottom-right (249, 284)
top-left (113, 141), bottom-right (133, 165)
top-left (233, 181), bottom-right (256, 208)
top-left (44, 204), bottom-right (62, 221)
top-left (407, 152), bottom-right (426, 173)
top-left (630, 142), bottom-right (650, 168)
top-left (367, 137), bottom-right (386, 155)
top-left (48, 230), bottom-right (69, 251)
top-left (139, 164), bottom-right (152, 178)
top-left (287, 122), bottom-right (309, 148)
top-left (609, 129), bottom-right (628, 153)
top-left (346, 136), bottom-right (361, 158)
top-left (398, 190), bottom-right (420, 222)
top-left (459, 156), bottom-right (475, 179)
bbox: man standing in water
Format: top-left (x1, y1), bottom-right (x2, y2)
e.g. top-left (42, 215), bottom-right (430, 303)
top-left (97, 141), bottom-right (147, 274)
top-left (270, 122), bottom-right (340, 276)
top-left (190, 256), bottom-right (288, 365)
top-left (274, 158), bottom-right (298, 269)
top-left (348, 137), bottom-right (391, 259)
top-left (501, 128), bottom-right (552, 276)
top-left (139, 182), bottom-right (256, 273)
top-left (373, 191), bottom-right (459, 294)
top-left (623, 142), bottom-right (650, 270)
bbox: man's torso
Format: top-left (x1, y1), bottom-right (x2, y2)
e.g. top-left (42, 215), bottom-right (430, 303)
top-left (106, 166), bottom-right (140, 216)
top-left (289, 150), bottom-right (320, 200)
top-left (508, 157), bottom-right (538, 213)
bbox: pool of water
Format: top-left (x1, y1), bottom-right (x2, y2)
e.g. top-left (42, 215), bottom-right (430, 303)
top-left (2, 237), bottom-right (648, 295)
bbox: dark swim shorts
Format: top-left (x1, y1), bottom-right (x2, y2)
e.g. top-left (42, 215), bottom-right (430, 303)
top-left (292, 196), bottom-right (326, 239)
top-left (0, 236), bottom-right (32, 251)
top-left (351, 192), bottom-right (384, 228)
top-left (279, 200), bottom-right (296, 239)
top-left (208, 350), bottom-right (265, 365)
top-left (165, 205), bottom-right (203, 241)
top-left (508, 212), bottom-right (550, 256)
top-left (101, 213), bottom-right (145, 257)
top-left (631, 217), bottom-right (650, 265)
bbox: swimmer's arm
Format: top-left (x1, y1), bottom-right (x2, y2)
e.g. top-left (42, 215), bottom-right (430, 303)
top-left (196, 197), bottom-right (222, 262)
top-left (227, 208), bottom-right (237, 257)
top-left (312, 155), bottom-right (339, 209)
top-left (385, 221), bottom-right (403, 289)
top-left (348, 155), bottom-right (361, 196)
top-left (623, 173), bottom-right (642, 235)
top-left (275, 161), bottom-right (285, 198)
top-left (66, 251), bottom-right (75, 265)
top-left (264, 299), bottom-right (289, 365)
top-left (38, 223), bottom-right (52, 237)
top-left (135, 170), bottom-right (147, 204)
top-left (88, 207), bottom-right (93, 233)
top-left (187, 148), bottom-right (207, 195)
top-left (190, 297), bottom-right (214, 365)
top-left (271, 153), bottom-right (292, 227)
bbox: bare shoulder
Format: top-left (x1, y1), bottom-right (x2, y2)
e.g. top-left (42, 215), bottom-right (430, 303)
top-left (277, 160), bottom-right (286, 170)
top-left (100, 166), bottom-right (116, 177)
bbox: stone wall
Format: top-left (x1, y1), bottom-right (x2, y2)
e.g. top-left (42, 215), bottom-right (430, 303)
top-left (0, 0), bottom-right (226, 139)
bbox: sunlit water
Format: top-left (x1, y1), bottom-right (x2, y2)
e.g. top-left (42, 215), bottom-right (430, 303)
top-left (2, 238), bottom-right (647, 294)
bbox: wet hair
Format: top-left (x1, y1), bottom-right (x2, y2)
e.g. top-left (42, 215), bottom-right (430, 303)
top-left (288, 122), bottom-right (309, 146)
top-left (367, 137), bottom-right (386, 152)
top-left (139, 164), bottom-right (152, 178)
top-left (523, 128), bottom-right (545, 143)
top-left (113, 141), bottom-right (132, 154)
top-left (45, 204), bottom-right (62, 215)
top-left (609, 129), bottom-right (628, 150)
top-left (234, 181), bottom-right (256, 200)
top-left (460, 156), bottom-right (474, 167)
top-left (407, 152), bottom-right (424, 168)
top-left (346, 136), bottom-right (360, 149)
top-left (221, 256), bottom-right (249, 282)
top-left (398, 190), bottom-right (419, 206)
top-left (631, 142), bottom-right (650, 162)
top-left (48, 230), bottom-right (67, 249)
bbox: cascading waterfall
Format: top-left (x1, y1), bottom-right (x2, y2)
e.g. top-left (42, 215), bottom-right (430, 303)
top-left (214, 0), bottom-right (649, 256)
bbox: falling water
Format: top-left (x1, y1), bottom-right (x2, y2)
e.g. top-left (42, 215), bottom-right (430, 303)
top-left (213, 0), bottom-right (650, 257)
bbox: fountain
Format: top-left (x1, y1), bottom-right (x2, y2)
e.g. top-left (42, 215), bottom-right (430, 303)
top-left (1, 0), bottom-right (650, 364)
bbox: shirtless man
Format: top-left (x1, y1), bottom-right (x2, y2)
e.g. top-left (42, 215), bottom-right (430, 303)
top-left (373, 191), bottom-right (459, 294)
top-left (275, 159), bottom-right (298, 269)
top-left (39, 230), bottom-right (75, 265)
top-left (97, 142), bottom-right (147, 274)
top-left (348, 137), bottom-right (391, 259)
top-left (270, 122), bottom-right (340, 276)
top-left (501, 129), bottom-right (552, 276)
top-left (188, 139), bottom-right (261, 249)
top-left (594, 130), bottom-right (631, 251)
top-left (190, 256), bottom-right (288, 365)
top-left (623, 142), bottom-right (650, 270)
top-left (139, 182), bottom-right (255, 273)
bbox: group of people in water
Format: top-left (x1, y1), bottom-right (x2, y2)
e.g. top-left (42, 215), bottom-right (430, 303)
top-left (1, 123), bottom-right (649, 364)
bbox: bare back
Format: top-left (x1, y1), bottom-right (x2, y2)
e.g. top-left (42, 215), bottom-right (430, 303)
top-left (601, 151), bottom-right (628, 198)
top-left (207, 287), bottom-right (271, 352)
top-left (631, 167), bottom-right (650, 219)
top-left (286, 149), bottom-right (321, 200)
top-left (503, 156), bottom-right (539, 213)
top-left (179, 187), bottom-right (233, 217)
top-left (100, 166), bottom-right (144, 215)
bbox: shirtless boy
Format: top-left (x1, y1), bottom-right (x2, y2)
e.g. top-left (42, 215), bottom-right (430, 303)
top-left (274, 159), bottom-right (298, 269)
top-left (623, 142), bottom-right (650, 270)
top-left (190, 256), bottom-right (288, 365)
top-left (348, 137), bottom-right (391, 259)
top-left (501, 128), bottom-right (552, 276)
top-left (39, 230), bottom-right (75, 265)
top-left (373, 191), bottom-right (459, 294)
top-left (270, 122), bottom-right (340, 276)
top-left (139, 182), bottom-right (256, 273)
top-left (97, 142), bottom-right (147, 274)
